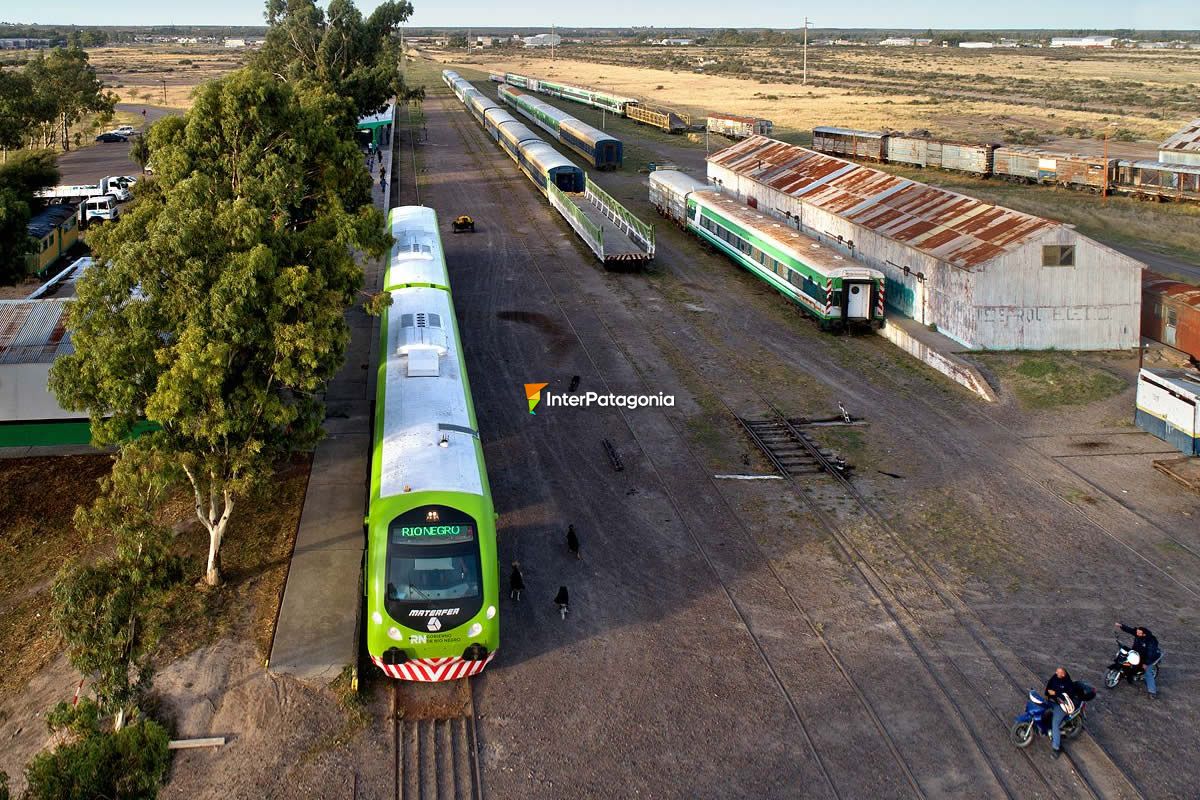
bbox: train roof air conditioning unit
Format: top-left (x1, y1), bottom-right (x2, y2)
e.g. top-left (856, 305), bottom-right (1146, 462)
top-left (398, 312), bottom-right (448, 377)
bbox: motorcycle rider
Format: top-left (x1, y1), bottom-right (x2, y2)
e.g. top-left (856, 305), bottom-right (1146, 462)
top-left (1044, 666), bottom-right (1077, 758)
top-left (1115, 622), bottom-right (1161, 698)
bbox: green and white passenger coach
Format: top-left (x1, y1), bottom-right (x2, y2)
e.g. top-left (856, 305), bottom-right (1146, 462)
top-left (650, 170), bottom-right (886, 328)
top-left (366, 206), bottom-right (499, 681)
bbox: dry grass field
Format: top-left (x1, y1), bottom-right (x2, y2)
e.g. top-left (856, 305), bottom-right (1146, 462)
top-left (88, 46), bottom-right (245, 109)
top-left (446, 45), bottom-right (1200, 155)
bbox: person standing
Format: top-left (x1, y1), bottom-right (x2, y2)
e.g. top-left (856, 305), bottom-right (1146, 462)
top-left (554, 586), bottom-right (569, 619)
top-left (1044, 666), bottom-right (1076, 758)
top-left (566, 524), bottom-right (581, 560)
top-left (1116, 622), bottom-right (1161, 698)
top-left (508, 561), bottom-right (524, 602)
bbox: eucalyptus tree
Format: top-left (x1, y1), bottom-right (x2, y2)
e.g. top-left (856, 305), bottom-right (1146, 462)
top-left (50, 69), bottom-right (389, 585)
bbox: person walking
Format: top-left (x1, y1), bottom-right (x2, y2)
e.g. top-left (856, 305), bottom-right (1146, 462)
top-left (380, 175), bottom-right (388, 199)
top-left (566, 524), bottom-right (581, 560)
top-left (554, 586), bottom-right (569, 619)
top-left (509, 561), bottom-right (525, 602)
top-left (1115, 622), bottom-right (1162, 698)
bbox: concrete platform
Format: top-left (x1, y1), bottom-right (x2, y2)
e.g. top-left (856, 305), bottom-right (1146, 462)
top-left (267, 108), bottom-right (394, 686)
top-left (877, 313), bottom-right (998, 402)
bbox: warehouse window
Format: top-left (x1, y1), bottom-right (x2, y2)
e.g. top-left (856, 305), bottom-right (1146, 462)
top-left (1042, 245), bottom-right (1075, 267)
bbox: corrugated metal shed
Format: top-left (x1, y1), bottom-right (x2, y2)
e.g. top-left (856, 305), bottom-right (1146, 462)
top-left (708, 136), bottom-right (1056, 269)
top-left (0, 300), bottom-right (73, 364)
top-left (1160, 119), bottom-right (1200, 154)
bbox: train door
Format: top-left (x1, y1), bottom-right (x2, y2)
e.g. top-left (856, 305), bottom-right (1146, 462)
top-left (845, 281), bottom-right (870, 320)
top-left (1165, 305), bottom-right (1178, 347)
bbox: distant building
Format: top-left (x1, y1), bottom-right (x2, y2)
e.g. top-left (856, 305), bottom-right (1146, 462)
top-left (658, 38), bottom-right (693, 46)
top-left (915, 38), bottom-right (933, 46)
top-left (879, 37), bottom-right (915, 46)
top-left (26, 204), bottom-right (79, 278)
top-left (1159, 119), bottom-right (1200, 167)
top-left (474, 36), bottom-right (494, 47)
top-left (958, 42), bottom-right (995, 49)
top-left (523, 33), bottom-right (562, 48)
top-left (1050, 36), bottom-right (1116, 48)
top-left (225, 38), bottom-right (245, 48)
top-left (0, 38), bottom-right (50, 50)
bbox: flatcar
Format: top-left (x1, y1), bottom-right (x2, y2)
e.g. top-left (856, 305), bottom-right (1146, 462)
top-left (707, 113), bottom-right (773, 140)
top-left (812, 126), bottom-right (889, 162)
top-left (649, 171), bottom-right (885, 329)
top-left (1142, 271), bottom-right (1200, 363)
top-left (367, 205), bottom-right (499, 681)
top-left (627, 104), bottom-right (690, 134)
top-left (498, 85), bottom-right (622, 170)
top-left (1115, 160), bottom-right (1200, 203)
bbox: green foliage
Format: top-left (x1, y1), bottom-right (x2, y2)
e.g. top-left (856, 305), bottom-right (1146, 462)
top-left (51, 501), bottom-right (180, 717)
top-left (257, 0), bottom-right (415, 116)
top-left (363, 289), bottom-right (393, 317)
top-left (447, 33), bottom-right (468, 48)
top-left (22, 47), bottom-right (117, 151)
top-left (50, 68), bottom-right (388, 585)
top-left (0, 150), bottom-right (61, 285)
top-left (24, 700), bottom-right (170, 800)
top-left (0, 769), bottom-right (9, 800)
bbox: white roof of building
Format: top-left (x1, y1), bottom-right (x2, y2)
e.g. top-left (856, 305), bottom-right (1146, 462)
top-left (386, 206), bottom-right (449, 290)
top-left (379, 287), bottom-right (483, 500)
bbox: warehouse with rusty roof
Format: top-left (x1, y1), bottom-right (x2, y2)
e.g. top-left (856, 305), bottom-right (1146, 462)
top-left (1159, 119), bottom-right (1200, 167)
top-left (706, 136), bottom-right (1145, 350)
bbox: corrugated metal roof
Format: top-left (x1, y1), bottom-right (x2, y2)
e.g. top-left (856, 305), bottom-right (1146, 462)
top-left (26, 204), bottom-right (77, 240)
top-left (0, 300), bottom-right (73, 364)
top-left (708, 136), bottom-right (1058, 269)
top-left (1160, 119), bottom-right (1200, 154)
top-left (1119, 159), bottom-right (1200, 176)
top-left (1143, 271), bottom-right (1200, 310)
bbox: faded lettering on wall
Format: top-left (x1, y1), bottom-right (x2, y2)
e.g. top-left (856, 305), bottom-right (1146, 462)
top-left (977, 305), bottom-right (1116, 326)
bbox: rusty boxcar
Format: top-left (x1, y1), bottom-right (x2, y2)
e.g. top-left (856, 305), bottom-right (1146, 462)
top-left (885, 136), bottom-right (996, 175)
top-left (811, 126), bottom-right (889, 161)
top-left (1115, 160), bottom-right (1200, 203)
top-left (1143, 271), bottom-right (1200, 363)
top-left (993, 146), bottom-right (1117, 191)
top-left (627, 103), bottom-right (690, 133)
top-left (707, 113), bottom-right (774, 140)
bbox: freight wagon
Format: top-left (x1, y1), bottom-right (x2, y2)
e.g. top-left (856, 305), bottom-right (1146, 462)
top-left (812, 126), bottom-right (889, 161)
top-left (1142, 271), bottom-right (1200, 363)
top-left (627, 103), bottom-right (690, 133)
top-left (707, 113), bottom-right (773, 140)
top-left (992, 147), bottom-right (1116, 192)
top-left (884, 136), bottom-right (996, 175)
top-left (1135, 368), bottom-right (1200, 456)
top-left (1115, 160), bottom-right (1200, 203)
top-left (498, 84), bottom-right (623, 170)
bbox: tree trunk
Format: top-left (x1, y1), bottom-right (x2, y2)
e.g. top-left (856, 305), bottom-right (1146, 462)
top-left (205, 524), bottom-right (224, 586)
top-left (184, 466), bottom-right (235, 587)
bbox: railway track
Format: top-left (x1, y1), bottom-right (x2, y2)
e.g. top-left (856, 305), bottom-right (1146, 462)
top-left (391, 681), bottom-right (484, 800)
top-left (436, 90), bottom-right (1141, 798)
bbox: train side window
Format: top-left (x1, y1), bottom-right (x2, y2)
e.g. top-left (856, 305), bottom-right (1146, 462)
top-left (1042, 245), bottom-right (1075, 267)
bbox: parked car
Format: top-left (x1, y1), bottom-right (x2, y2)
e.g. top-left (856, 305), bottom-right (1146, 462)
top-left (111, 125), bottom-right (137, 137)
top-left (84, 194), bottom-right (120, 223)
top-left (95, 132), bottom-right (128, 143)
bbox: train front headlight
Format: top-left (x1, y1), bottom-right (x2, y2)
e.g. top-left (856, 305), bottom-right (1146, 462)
top-left (468, 623), bottom-right (483, 638)
top-left (388, 627), bottom-right (403, 641)
top-left (486, 605), bottom-right (497, 619)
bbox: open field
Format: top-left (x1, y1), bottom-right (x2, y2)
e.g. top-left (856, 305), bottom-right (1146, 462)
top-left (440, 45), bottom-right (1200, 154)
top-left (88, 46), bottom-right (245, 110)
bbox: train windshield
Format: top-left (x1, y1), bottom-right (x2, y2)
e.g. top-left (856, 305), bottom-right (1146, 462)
top-left (385, 510), bottom-right (483, 607)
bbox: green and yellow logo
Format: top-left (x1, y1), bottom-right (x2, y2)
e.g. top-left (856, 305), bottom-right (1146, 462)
top-left (524, 383), bottom-right (549, 414)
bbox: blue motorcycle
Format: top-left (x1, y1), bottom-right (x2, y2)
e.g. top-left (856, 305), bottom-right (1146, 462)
top-left (1010, 687), bottom-right (1091, 749)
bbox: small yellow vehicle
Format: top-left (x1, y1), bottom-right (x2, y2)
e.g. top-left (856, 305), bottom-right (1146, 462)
top-left (451, 215), bottom-right (475, 233)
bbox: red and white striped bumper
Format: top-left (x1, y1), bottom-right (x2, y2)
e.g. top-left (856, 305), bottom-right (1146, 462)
top-left (372, 652), bottom-right (496, 681)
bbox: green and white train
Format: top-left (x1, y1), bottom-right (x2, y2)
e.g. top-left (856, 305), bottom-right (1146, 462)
top-left (649, 171), bottom-right (886, 328)
top-left (367, 205), bottom-right (499, 681)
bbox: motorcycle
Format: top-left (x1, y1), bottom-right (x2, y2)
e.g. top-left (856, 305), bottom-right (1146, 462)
top-left (1010, 685), bottom-right (1092, 749)
top-left (1105, 638), bottom-right (1163, 689)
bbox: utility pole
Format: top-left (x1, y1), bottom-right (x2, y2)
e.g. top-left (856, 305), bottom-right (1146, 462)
top-left (1102, 122), bottom-right (1116, 204)
top-left (552, 24), bottom-right (557, 61)
top-left (802, 17), bottom-right (811, 86)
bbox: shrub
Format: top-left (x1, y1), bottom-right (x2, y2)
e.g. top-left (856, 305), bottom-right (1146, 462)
top-left (23, 701), bottom-right (170, 800)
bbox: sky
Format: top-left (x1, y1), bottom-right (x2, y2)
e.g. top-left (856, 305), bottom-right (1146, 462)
top-left (9, 0), bottom-right (1200, 30)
